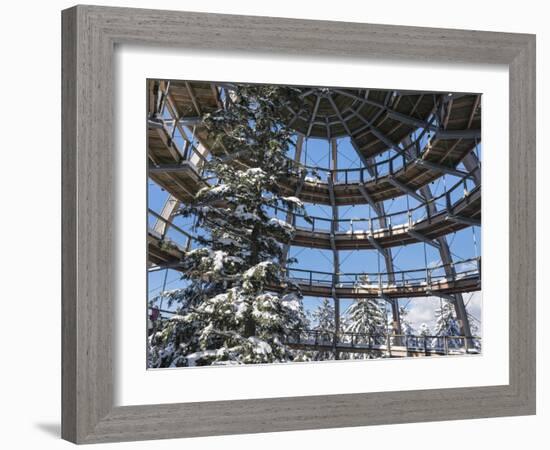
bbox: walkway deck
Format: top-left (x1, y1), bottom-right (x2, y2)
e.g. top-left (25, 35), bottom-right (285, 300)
top-left (285, 341), bottom-right (480, 357)
top-left (146, 181), bottom-right (480, 252)
top-left (148, 231), bottom-right (481, 299)
top-left (293, 186), bottom-right (480, 250)
top-left (284, 330), bottom-right (481, 357)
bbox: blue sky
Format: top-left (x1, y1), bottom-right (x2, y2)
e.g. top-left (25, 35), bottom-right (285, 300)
top-left (147, 134), bottom-right (482, 333)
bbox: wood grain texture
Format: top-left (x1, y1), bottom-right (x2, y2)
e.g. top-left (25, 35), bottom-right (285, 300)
top-left (61, 7), bottom-right (77, 443)
top-left (61, 5), bottom-right (536, 444)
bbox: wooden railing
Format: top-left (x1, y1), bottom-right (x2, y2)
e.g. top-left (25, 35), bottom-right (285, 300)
top-left (285, 257), bottom-right (481, 290)
top-left (147, 309), bottom-right (481, 356)
top-left (285, 328), bottom-right (482, 355)
top-left (270, 172), bottom-right (479, 234)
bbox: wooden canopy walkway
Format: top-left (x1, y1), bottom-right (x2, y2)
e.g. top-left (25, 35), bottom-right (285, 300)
top-left (147, 178), bottom-right (479, 254)
top-left (281, 267), bottom-right (480, 299)
top-left (149, 307), bottom-right (481, 358)
top-left (149, 122), bottom-right (479, 206)
top-left (291, 185), bottom-right (480, 250)
top-left (148, 81), bottom-right (482, 206)
top-left (147, 119), bottom-right (481, 251)
top-left (284, 330), bottom-right (481, 357)
top-left (148, 308), bottom-right (481, 358)
top-left (148, 227), bottom-right (480, 299)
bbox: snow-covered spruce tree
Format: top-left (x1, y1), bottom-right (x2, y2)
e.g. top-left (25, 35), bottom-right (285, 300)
top-left (344, 298), bottom-right (387, 358)
top-left (345, 298), bottom-right (386, 337)
top-left (310, 299), bottom-right (335, 339)
top-left (398, 305), bottom-right (415, 335)
top-left (309, 298), bottom-right (336, 361)
top-left (434, 302), bottom-right (461, 334)
top-left (467, 313), bottom-right (481, 351)
top-left (434, 301), bottom-right (480, 350)
top-left (419, 323), bottom-right (432, 337)
top-left (392, 305), bottom-right (416, 349)
top-left (433, 301), bottom-right (463, 349)
top-left (149, 85), bottom-right (311, 367)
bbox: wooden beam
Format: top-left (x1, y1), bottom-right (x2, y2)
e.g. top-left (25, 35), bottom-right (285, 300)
top-left (462, 152), bottom-right (481, 186)
top-left (434, 129), bottom-right (481, 140)
top-left (414, 159), bottom-right (472, 178)
top-left (358, 185), bottom-right (382, 215)
top-left (184, 81), bottom-right (202, 116)
top-left (446, 214), bottom-right (481, 227)
top-left (419, 182), bottom-right (474, 339)
top-left (443, 97), bottom-right (453, 129)
top-left (153, 196), bottom-right (180, 236)
top-left (439, 138), bottom-right (463, 164)
top-left (165, 173), bottom-right (196, 200)
top-left (149, 126), bottom-right (182, 163)
top-left (467, 95), bottom-right (481, 129)
top-left (369, 126), bottom-right (401, 152)
top-left (386, 110), bottom-right (432, 130)
top-left (387, 176), bottom-right (425, 202)
top-left (333, 89), bottom-right (437, 131)
top-left (210, 83), bottom-right (223, 109)
top-left (281, 136), bottom-right (305, 265)
top-left (178, 116), bottom-right (203, 126)
top-left (330, 138), bottom-right (340, 360)
top-left (341, 100), bottom-right (401, 154)
top-left (327, 171), bottom-right (337, 207)
top-left (407, 228), bottom-right (441, 249)
top-left (346, 105), bottom-right (385, 140)
top-left (349, 138), bottom-right (370, 166)
top-left (148, 162), bottom-right (199, 175)
top-left (366, 234), bottom-right (386, 255)
top-left (328, 95), bottom-right (353, 136)
top-left (306, 95), bottom-right (321, 137)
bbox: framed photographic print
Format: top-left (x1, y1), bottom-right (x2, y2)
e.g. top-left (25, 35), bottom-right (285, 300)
top-left (62, 5), bottom-right (536, 444)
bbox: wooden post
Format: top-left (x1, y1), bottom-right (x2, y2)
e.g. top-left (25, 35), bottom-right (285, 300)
top-left (329, 138), bottom-right (341, 361)
top-left (281, 135), bottom-right (304, 268)
top-left (420, 183), bottom-right (473, 340)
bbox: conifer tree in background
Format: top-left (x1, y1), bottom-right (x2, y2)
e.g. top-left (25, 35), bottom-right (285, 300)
top-left (386, 304), bottom-right (414, 348)
top-left (309, 298), bottom-right (336, 360)
top-left (433, 301), bottom-right (462, 349)
top-left (419, 323), bottom-right (432, 337)
top-left (345, 298), bottom-right (386, 337)
top-left (468, 315), bottom-right (479, 336)
top-left (385, 304), bottom-right (414, 336)
top-left (344, 297), bottom-right (387, 358)
top-left (398, 305), bottom-right (415, 335)
top-left (434, 301), bottom-right (461, 336)
top-left (434, 299), bottom-right (481, 350)
top-left (149, 85), bottom-right (311, 367)
top-left (467, 311), bottom-right (481, 351)
top-left (311, 298), bottom-right (336, 341)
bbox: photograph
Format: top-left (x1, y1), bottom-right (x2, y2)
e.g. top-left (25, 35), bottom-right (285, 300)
top-left (146, 80), bottom-right (482, 368)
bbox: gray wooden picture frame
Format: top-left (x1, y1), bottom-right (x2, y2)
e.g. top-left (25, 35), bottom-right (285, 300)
top-left (62, 5), bottom-right (536, 444)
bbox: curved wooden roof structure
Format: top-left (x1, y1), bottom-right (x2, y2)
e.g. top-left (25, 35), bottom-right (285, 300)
top-left (158, 81), bottom-right (480, 161)
top-left (283, 87), bottom-right (480, 161)
top-left (148, 81), bottom-right (480, 205)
